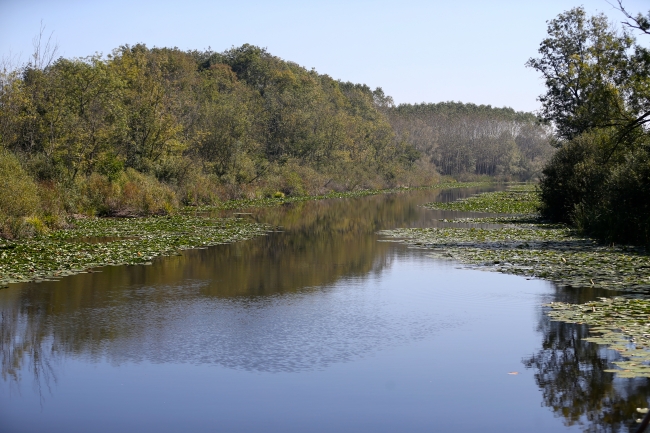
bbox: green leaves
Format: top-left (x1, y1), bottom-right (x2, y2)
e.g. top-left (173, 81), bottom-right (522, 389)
top-left (548, 298), bottom-right (650, 379)
top-left (0, 215), bottom-right (269, 288)
top-left (425, 185), bottom-right (540, 214)
top-left (527, 7), bottom-right (635, 140)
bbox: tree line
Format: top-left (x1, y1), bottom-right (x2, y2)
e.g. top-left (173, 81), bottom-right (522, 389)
top-left (0, 42), bottom-right (552, 237)
top-left (384, 101), bottom-right (554, 180)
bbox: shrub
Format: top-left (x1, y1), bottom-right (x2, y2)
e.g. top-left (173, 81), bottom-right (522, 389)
top-left (38, 181), bottom-right (70, 217)
top-left (118, 169), bottom-right (178, 215)
top-left (84, 173), bottom-right (120, 215)
top-left (178, 171), bottom-right (220, 206)
top-left (80, 169), bottom-right (178, 216)
top-left (538, 131), bottom-right (609, 223)
top-left (0, 150), bottom-right (40, 218)
top-left (539, 128), bottom-right (650, 246)
top-left (574, 148), bottom-right (650, 246)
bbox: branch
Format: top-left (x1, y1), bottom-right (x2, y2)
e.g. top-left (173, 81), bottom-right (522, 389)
top-left (31, 20), bottom-right (59, 70)
top-left (603, 110), bottom-right (650, 163)
top-left (615, 0), bottom-right (650, 36)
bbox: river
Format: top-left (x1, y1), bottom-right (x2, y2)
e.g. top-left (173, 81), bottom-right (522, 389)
top-left (1, 187), bottom-right (648, 432)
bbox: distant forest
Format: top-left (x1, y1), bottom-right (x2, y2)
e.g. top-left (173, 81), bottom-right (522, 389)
top-left (386, 101), bottom-right (553, 179)
top-left (0, 43), bottom-right (552, 235)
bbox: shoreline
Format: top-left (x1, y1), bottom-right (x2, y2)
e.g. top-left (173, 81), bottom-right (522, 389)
top-left (0, 181), bottom-right (494, 289)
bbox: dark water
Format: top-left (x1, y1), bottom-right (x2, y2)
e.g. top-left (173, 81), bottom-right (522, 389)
top-left (1, 188), bottom-right (648, 432)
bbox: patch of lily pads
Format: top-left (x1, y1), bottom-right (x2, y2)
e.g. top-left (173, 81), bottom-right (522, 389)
top-left (425, 184), bottom-right (540, 214)
top-left (380, 225), bottom-right (650, 292)
top-left (0, 215), bottom-right (270, 288)
top-left (547, 298), bottom-right (650, 378)
top-left (380, 184), bottom-right (650, 293)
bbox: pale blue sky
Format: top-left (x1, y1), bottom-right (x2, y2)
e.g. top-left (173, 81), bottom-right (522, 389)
top-left (1, 0), bottom-right (648, 112)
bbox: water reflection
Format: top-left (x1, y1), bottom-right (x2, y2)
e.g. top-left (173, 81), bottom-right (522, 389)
top-left (5, 186), bottom-right (650, 432)
top-left (524, 285), bottom-right (650, 432)
top-left (0, 187), bottom-right (493, 384)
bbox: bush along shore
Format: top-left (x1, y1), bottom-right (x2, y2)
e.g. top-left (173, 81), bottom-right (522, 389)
top-left (378, 184), bottom-right (650, 378)
top-left (0, 181), bottom-right (489, 289)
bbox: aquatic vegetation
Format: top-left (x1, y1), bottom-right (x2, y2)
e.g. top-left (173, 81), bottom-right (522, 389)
top-left (380, 184), bottom-right (650, 291)
top-left (380, 225), bottom-right (650, 292)
top-left (425, 184), bottom-right (540, 214)
top-left (547, 298), bottom-right (650, 378)
top-left (0, 181), bottom-right (491, 288)
top-left (381, 184), bottom-right (650, 378)
top-left (0, 215), bottom-right (269, 288)
top-left (190, 181), bottom-right (493, 212)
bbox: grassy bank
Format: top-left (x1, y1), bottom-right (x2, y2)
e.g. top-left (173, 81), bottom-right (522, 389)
top-left (201, 181), bottom-right (493, 211)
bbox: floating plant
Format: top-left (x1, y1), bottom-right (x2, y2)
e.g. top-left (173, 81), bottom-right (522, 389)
top-left (424, 184), bottom-right (540, 214)
top-left (547, 298), bottom-right (650, 378)
top-left (0, 215), bottom-right (270, 288)
top-left (380, 184), bottom-right (650, 378)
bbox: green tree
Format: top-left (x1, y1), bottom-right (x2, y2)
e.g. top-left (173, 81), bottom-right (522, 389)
top-left (110, 45), bottom-right (185, 173)
top-left (48, 56), bottom-right (124, 181)
top-left (526, 7), bottom-right (633, 141)
top-left (534, 5), bottom-right (650, 245)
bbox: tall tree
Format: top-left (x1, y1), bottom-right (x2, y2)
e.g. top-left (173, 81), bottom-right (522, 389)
top-left (526, 7), bottom-right (634, 141)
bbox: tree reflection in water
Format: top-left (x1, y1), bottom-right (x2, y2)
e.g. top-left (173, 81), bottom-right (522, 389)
top-left (524, 285), bottom-right (650, 433)
top-left (11, 186), bottom-right (650, 432)
top-left (0, 187), bottom-right (495, 390)
top-left (1, 305), bottom-right (57, 404)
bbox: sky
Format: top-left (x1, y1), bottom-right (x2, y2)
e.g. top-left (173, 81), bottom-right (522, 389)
top-left (1, 0), bottom-right (648, 113)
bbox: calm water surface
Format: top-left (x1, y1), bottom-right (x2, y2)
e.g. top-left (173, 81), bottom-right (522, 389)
top-left (1, 187), bottom-right (648, 432)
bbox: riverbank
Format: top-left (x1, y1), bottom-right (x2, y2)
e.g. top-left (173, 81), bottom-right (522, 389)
top-left (191, 181), bottom-right (493, 211)
top-left (0, 181), bottom-right (490, 288)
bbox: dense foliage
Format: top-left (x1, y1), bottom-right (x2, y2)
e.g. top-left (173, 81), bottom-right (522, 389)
top-left (386, 102), bottom-right (554, 180)
top-left (530, 6), bottom-right (650, 246)
top-left (0, 43), bottom-right (551, 237)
